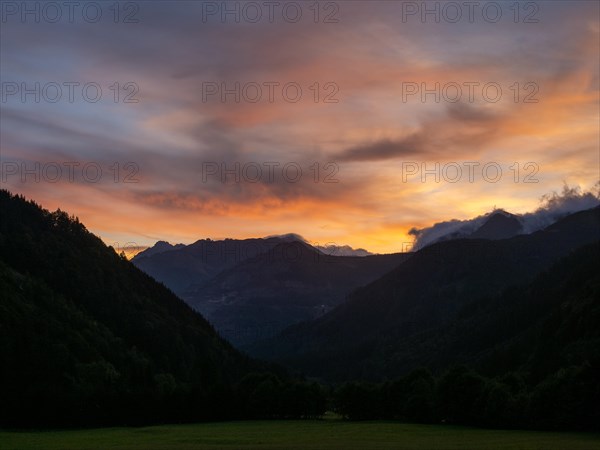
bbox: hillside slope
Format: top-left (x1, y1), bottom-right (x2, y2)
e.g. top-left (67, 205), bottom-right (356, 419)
top-left (0, 191), bottom-right (264, 426)
top-left (185, 241), bottom-right (409, 347)
top-left (249, 207), bottom-right (600, 381)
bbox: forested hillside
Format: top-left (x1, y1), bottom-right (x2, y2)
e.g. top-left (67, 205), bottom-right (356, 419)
top-left (250, 207), bottom-right (600, 381)
top-left (0, 190), bottom-right (325, 427)
top-left (331, 242), bottom-right (600, 431)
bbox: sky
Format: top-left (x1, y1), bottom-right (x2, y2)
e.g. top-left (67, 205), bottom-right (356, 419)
top-left (1, 0), bottom-right (599, 254)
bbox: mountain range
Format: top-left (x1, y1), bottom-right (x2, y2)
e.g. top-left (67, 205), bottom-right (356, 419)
top-left (184, 241), bottom-right (409, 347)
top-left (132, 236), bottom-right (292, 294)
top-left (247, 206), bottom-right (600, 381)
top-left (133, 237), bottom-right (409, 346)
top-left (132, 207), bottom-right (595, 349)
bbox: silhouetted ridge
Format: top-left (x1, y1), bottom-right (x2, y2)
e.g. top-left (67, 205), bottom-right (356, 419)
top-left (0, 190), bottom-right (326, 427)
top-left (249, 206), bottom-right (600, 382)
top-left (185, 240), bottom-right (410, 347)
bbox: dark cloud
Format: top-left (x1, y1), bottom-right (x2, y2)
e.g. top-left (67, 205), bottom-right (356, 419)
top-left (337, 103), bottom-right (502, 162)
top-left (1, 108), bottom-right (362, 207)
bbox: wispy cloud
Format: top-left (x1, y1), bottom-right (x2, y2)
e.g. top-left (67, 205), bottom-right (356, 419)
top-left (1, 0), bottom-right (598, 253)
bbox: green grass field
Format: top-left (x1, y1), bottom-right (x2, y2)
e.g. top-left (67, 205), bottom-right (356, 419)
top-left (1, 421), bottom-right (599, 450)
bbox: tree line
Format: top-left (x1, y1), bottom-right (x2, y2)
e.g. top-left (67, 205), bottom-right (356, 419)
top-left (332, 364), bottom-right (599, 431)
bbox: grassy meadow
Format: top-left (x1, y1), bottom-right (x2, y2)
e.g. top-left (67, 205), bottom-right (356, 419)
top-left (2, 420), bottom-right (599, 450)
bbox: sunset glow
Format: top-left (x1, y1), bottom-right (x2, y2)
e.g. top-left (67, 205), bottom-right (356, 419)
top-left (1, 1), bottom-right (598, 254)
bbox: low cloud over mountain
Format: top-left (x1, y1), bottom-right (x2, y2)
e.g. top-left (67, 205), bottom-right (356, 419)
top-left (410, 185), bottom-right (600, 250)
top-left (314, 244), bottom-right (373, 257)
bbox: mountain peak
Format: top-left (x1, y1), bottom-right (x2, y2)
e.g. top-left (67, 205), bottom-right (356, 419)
top-left (470, 211), bottom-right (523, 240)
top-left (133, 240), bottom-right (185, 260)
top-left (315, 244), bottom-right (374, 257)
